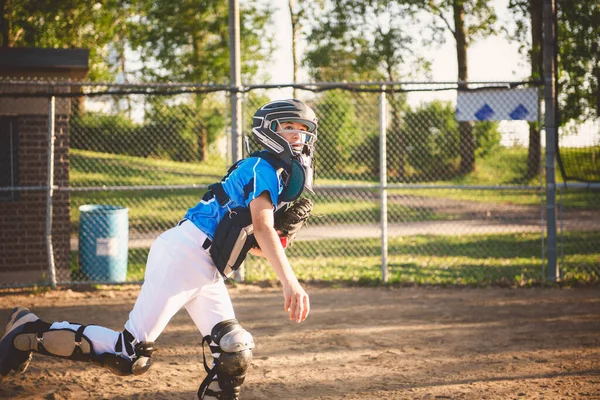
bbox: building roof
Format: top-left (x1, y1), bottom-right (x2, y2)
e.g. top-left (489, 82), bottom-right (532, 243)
top-left (0, 48), bottom-right (89, 74)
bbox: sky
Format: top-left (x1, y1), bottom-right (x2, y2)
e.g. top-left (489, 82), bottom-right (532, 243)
top-left (260, 0), bottom-right (597, 147)
top-left (264, 0), bottom-right (530, 85)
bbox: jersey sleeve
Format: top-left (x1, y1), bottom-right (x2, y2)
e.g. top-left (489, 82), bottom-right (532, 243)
top-left (241, 158), bottom-right (281, 208)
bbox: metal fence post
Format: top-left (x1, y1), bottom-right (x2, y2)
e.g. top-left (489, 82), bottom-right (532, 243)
top-left (379, 87), bottom-right (388, 282)
top-left (46, 95), bottom-right (57, 289)
top-left (229, 0), bottom-right (242, 164)
top-left (229, 0), bottom-right (245, 281)
top-left (544, 0), bottom-right (558, 280)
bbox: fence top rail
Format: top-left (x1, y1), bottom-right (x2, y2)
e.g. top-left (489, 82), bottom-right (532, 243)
top-left (0, 79), bottom-right (542, 89)
top-left (0, 79), bottom-right (543, 97)
top-left (3, 183), bottom-right (598, 193)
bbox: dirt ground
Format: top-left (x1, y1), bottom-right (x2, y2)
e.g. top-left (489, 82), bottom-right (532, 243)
top-left (0, 284), bottom-right (599, 400)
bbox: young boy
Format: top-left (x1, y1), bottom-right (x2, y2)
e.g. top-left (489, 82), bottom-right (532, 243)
top-left (0, 99), bottom-right (318, 400)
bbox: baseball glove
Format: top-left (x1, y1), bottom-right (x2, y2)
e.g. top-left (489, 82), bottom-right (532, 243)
top-left (274, 197), bottom-right (313, 248)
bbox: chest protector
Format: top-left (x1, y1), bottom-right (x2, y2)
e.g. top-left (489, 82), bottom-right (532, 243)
top-left (207, 152), bottom-right (306, 278)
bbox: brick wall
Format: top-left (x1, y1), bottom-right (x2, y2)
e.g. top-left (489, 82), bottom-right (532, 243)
top-left (0, 114), bottom-right (71, 284)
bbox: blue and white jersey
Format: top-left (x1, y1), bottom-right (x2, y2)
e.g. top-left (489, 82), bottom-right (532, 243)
top-left (184, 156), bottom-right (284, 240)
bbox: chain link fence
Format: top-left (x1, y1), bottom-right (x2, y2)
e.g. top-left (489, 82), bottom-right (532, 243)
top-left (0, 80), bottom-right (598, 288)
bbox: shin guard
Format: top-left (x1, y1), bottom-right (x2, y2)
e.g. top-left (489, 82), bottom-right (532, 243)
top-left (14, 321), bottom-right (155, 376)
top-left (198, 319), bottom-right (254, 400)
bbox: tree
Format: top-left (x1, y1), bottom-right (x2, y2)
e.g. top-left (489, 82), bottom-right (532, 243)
top-left (129, 0), bottom-right (272, 84)
top-left (507, 0), bottom-right (543, 180)
top-left (0, 0), bottom-right (130, 80)
top-left (355, 100), bottom-right (501, 181)
top-left (304, 0), bottom-right (422, 179)
top-left (129, 0), bottom-right (274, 160)
top-left (425, 0), bottom-right (497, 175)
top-left (286, 0), bottom-right (326, 95)
top-left (508, 1), bottom-right (599, 180)
top-left (304, 0), bottom-right (422, 82)
top-left (554, 0), bottom-right (599, 125)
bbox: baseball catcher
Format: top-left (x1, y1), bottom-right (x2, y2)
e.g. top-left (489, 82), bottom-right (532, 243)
top-left (1, 99), bottom-right (317, 400)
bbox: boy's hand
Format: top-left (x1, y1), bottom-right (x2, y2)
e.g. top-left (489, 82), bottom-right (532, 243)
top-left (283, 283), bottom-right (310, 323)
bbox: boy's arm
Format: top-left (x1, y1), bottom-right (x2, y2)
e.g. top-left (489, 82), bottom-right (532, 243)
top-left (249, 192), bottom-right (310, 323)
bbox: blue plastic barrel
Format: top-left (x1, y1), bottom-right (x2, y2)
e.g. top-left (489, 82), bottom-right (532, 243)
top-left (79, 205), bottom-right (129, 283)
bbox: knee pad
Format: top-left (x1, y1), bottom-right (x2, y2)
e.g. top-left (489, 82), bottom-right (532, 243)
top-left (198, 319), bottom-right (254, 399)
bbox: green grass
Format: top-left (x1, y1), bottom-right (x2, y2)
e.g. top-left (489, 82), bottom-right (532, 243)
top-left (67, 148), bottom-right (599, 235)
top-left (388, 147), bottom-right (600, 210)
top-left (244, 231), bottom-right (600, 287)
top-left (70, 148), bottom-right (227, 187)
top-left (68, 231), bottom-right (600, 286)
top-left (559, 146), bottom-right (600, 182)
top-left (388, 187), bottom-right (600, 210)
top-left (66, 147), bottom-right (599, 287)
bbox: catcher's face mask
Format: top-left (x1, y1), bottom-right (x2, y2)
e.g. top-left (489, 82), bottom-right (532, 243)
top-left (271, 119), bottom-right (317, 156)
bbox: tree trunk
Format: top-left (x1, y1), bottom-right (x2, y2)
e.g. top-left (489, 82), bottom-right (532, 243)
top-left (197, 123), bottom-right (208, 162)
top-left (289, 0), bottom-right (299, 99)
top-left (454, 0), bottom-right (475, 174)
top-left (526, 0), bottom-right (543, 180)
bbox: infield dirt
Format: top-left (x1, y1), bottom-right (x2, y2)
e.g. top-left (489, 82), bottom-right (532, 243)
top-left (0, 285), bottom-right (598, 399)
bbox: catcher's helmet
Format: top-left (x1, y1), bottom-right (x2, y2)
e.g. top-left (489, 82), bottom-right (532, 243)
top-left (251, 99), bottom-right (318, 166)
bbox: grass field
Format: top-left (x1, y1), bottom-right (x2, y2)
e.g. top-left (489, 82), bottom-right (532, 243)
top-left (69, 147), bottom-right (599, 231)
top-left (70, 231), bottom-right (599, 286)
top-left (68, 147), bottom-right (600, 287)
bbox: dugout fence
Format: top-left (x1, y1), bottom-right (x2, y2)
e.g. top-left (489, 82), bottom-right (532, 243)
top-left (0, 79), bottom-right (598, 288)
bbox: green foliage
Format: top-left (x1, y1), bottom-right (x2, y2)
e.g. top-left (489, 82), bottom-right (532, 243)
top-left (558, 146), bottom-right (600, 182)
top-left (1, 0), bottom-right (131, 80)
top-left (304, 0), bottom-right (421, 81)
top-left (401, 100), bottom-right (460, 180)
top-left (508, 0), bottom-right (599, 124)
top-left (2, 0), bottom-right (272, 84)
top-left (555, 0), bottom-right (600, 123)
top-left (313, 92), bottom-right (370, 176)
top-left (129, 0), bottom-right (273, 84)
top-left (144, 101), bottom-right (199, 162)
top-left (71, 112), bottom-right (147, 156)
top-left (427, 0), bottom-right (498, 43)
top-left (356, 100), bottom-right (501, 181)
top-left (71, 102), bottom-right (227, 162)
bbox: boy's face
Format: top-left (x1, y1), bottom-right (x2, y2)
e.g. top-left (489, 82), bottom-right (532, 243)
top-left (276, 120), bottom-right (311, 154)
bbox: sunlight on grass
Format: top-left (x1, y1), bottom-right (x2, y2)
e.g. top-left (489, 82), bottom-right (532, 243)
top-left (66, 148), bottom-right (599, 287)
top-left (244, 231), bottom-right (599, 286)
top-left (70, 148), bottom-right (227, 187)
top-left (69, 231), bottom-right (599, 287)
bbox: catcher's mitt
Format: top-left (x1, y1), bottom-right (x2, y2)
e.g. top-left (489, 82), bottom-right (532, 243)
top-left (274, 197), bottom-right (313, 247)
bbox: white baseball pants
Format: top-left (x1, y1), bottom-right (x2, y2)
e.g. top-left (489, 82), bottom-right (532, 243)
top-left (50, 220), bottom-right (235, 356)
